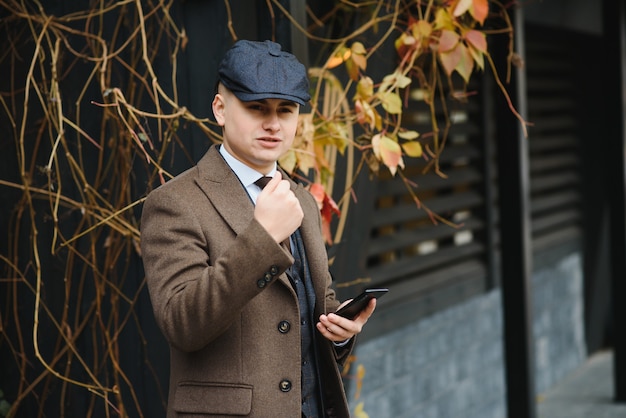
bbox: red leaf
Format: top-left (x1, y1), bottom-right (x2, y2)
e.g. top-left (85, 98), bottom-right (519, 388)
top-left (309, 183), bottom-right (341, 244)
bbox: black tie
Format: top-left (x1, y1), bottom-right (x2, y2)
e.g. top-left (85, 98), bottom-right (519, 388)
top-left (255, 176), bottom-right (273, 189)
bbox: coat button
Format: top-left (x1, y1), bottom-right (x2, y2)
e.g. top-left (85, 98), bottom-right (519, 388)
top-left (264, 272), bottom-right (273, 283)
top-left (270, 265), bottom-right (279, 275)
top-left (277, 320), bottom-right (291, 333)
top-left (257, 278), bottom-right (266, 288)
top-left (279, 379), bottom-right (292, 392)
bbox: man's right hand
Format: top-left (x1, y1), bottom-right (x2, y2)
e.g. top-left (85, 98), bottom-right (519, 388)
top-left (254, 172), bottom-right (303, 243)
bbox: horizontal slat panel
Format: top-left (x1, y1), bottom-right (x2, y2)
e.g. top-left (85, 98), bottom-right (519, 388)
top-left (532, 226), bottom-right (582, 252)
top-left (370, 191), bottom-right (484, 228)
top-left (530, 116), bottom-right (579, 131)
top-left (375, 167), bottom-right (483, 196)
top-left (527, 98), bottom-right (576, 112)
top-left (528, 135), bottom-right (579, 151)
top-left (531, 190), bottom-right (580, 214)
top-left (530, 172), bottom-right (579, 193)
top-left (526, 79), bottom-right (572, 91)
top-left (526, 23), bottom-right (582, 251)
top-left (531, 209), bottom-right (580, 234)
top-left (529, 154), bottom-right (579, 172)
top-left (369, 241), bottom-right (485, 282)
top-left (367, 217), bottom-right (484, 256)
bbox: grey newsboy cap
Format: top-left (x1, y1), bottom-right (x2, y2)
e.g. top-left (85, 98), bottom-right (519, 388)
top-left (217, 40), bottom-right (311, 106)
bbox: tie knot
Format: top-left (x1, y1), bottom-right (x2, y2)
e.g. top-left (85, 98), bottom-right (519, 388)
top-left (254, 176), bottom-right (273, 189)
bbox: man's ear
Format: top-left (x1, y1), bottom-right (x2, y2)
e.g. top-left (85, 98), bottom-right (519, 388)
top-left (212, 94), bottom-right (226, 126)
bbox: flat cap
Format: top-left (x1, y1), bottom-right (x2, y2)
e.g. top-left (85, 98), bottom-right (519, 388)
top-left (217, 40), bottom-right (310, 106)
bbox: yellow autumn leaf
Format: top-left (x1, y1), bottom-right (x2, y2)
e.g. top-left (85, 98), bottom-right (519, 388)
top-left (351, 41), bottom-right (367, 55)
top-left (379, 71), bottom-right (412, 92)
top-left (356, 76), bottom-right (374, 100)
top-left (402, 140), bottom-right (423, 157)
top-left (434, 7), bottom-right (455, 30)
top-left (354, 363), bottom-right (366, 400)
top-left (467, 41), bottom-right (485, 70)
top-left (355, 99), bottom-right (377, 130)
top-left (278, 149), bottom-right (297, 174)
top-left (455, 42), bottom-right (474, 82)
top-left (379, 91), bottom-right (403, 114)
top-left (412, 19), bottom-right (432, 43)
top-left (353, 402), bottom-right (370, 418)
top-left (398, 130), bottom-right (420, 140)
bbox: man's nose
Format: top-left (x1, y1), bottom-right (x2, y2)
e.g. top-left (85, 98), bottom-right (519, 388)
top-left (263, 112), bottom-right (280, 131)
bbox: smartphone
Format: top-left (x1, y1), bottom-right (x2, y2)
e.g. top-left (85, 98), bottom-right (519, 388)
top-left (335, 288), bottom-right (388, 319)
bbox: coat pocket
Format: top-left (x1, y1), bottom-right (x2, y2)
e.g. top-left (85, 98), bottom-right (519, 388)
top-left (173, 381), bottom-right (253, 415)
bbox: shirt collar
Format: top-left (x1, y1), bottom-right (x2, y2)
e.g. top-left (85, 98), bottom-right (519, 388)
top-left (218, 144), bottom-right (277, 187)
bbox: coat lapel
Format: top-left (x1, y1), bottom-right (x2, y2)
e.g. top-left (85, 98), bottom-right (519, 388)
top-left (194, 146), bottom-right (255, 236)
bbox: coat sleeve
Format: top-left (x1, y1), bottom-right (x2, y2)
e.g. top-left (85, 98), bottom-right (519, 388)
top-left (140, 182), bottom-right (294, 352)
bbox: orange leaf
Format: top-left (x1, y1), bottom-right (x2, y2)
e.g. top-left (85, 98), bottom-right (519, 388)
top-left (345, 58), bottom-right (360, 81)
top-left (327, 47), bottom-right (351, 69)
top-left (471, 0), bottom-right (489, 25)
top-left (439, 46), bottom-right (462, 76)
top-left (373, 134), bottom-right (404, 176)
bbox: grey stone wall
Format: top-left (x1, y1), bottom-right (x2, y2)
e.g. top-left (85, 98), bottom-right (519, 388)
top-left (345, 248), bottom-right (586, 418)
top-left (533, 252), bottom-right (586, 394)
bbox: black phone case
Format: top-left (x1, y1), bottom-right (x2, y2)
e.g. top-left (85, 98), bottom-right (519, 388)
top-left (335, 288), bottom-right (388, 319)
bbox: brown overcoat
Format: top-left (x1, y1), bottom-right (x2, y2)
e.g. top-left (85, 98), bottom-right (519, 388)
top-left (141, 145), bottom-right (353, 417)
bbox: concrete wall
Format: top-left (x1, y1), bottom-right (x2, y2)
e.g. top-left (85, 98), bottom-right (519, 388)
top-left (345, 246), bottom-right (586, 417)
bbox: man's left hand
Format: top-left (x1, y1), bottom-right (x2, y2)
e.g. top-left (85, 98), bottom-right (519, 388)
top-left (316, 298), bottom-right (376, 343)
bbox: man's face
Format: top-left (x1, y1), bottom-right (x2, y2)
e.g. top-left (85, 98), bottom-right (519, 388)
top-left (212, 87), bottom-right (300, 174)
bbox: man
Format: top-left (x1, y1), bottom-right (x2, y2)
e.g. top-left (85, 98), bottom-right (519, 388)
top-left (141, 39), bottom-right (376, 418)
